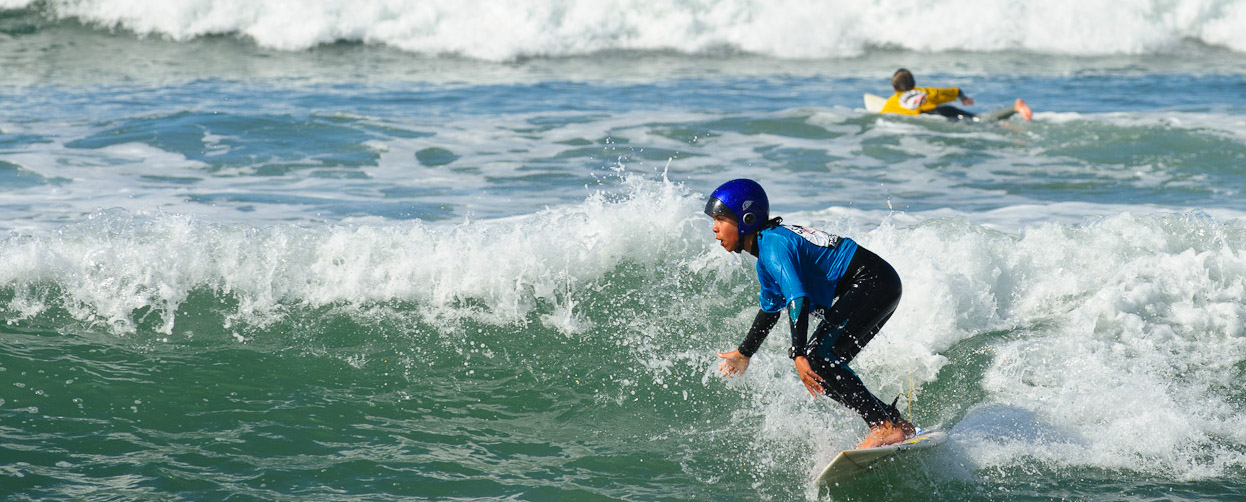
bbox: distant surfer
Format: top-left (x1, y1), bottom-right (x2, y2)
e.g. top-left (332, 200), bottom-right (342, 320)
top-left (881, 68), bottom-right (1032, 122)
top-left (707, 179), bottom-right (917, 449)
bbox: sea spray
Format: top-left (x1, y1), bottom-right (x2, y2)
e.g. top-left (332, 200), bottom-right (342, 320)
top-left (4, 178), bottom-right (1244, 489)
top-left (0, 176), bottom-right (711, 335)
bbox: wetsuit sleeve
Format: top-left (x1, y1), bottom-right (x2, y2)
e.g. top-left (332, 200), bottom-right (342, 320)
top-left (788, 297), bottom-right (811, 359)
top-left (737, 309), bottom-right (781, 357)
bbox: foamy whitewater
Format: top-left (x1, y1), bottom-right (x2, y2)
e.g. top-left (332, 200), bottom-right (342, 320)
top-left (2, 2), bottom-right (1246, 501)
top-left (8, 0), bottom-right (1246, 59)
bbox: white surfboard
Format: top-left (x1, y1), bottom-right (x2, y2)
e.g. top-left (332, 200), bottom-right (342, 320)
top-left (815, 430), bottom-right (946, 485)
top-left (863, 93), bottom-right (887, 113)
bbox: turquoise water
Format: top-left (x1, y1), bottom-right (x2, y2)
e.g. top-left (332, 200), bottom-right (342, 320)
top-left (4, 3), bottom-right (1246, 501)
top-left (5, 210), bottom-right (1245, 501)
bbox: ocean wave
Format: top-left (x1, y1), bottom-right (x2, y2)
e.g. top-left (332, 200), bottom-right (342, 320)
top-left (2, 178), bottom-right (1244, 342)
top-left (3, 178), bottom-right (1245, 479)
top-left (0, 176), bottom-right (711, 334)
top-left (5, 0), bottom-right (1246, 60)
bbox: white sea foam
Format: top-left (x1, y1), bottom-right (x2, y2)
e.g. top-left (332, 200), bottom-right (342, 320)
top-left (9, 0), bottom-right (1246, 61)
top-left (2, 176), bottom-right (1244, 477)
top-left (947, 212), bottom-right (1246, 478)
top-left (711, 205), bottom-right (1246, 480)
top-left (5, 102), bottom-right (1246, 238)
top-left (0, 176), bottom-right (710, 334)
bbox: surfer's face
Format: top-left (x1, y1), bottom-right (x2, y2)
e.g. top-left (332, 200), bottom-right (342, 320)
top-left (711, 214), bottom-right (741, 253)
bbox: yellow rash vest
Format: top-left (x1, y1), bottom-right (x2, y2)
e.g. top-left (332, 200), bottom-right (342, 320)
top-left (880, 87), bottom-right (961, 115)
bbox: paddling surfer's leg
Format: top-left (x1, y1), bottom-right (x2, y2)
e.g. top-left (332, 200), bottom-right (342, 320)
top-left (979, 107), bottom-right (1018, 122)
top-left (1014, 98), bottom-right (1033, 120)
top-left (925, 105), bottom-right (976, 120)
top-left (968, 99), bottom-right (1034, 122)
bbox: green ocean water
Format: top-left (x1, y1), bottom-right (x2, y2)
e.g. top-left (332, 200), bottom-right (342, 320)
top-left (1, 265), bottom-right (779, 500)
top-left (4, 205), bottom-right (1246, 501)
top-left (5, 294), bottom-right (1243, 501)
top-left (5, 3), bottom-right (1246, 500)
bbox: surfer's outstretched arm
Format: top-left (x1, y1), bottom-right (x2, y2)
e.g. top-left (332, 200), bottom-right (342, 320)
top-left (718, 309), bottom-right (781, 377)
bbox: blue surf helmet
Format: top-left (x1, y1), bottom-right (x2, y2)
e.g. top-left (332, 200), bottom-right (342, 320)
top-left (704, 179), bottom-right (769, 236)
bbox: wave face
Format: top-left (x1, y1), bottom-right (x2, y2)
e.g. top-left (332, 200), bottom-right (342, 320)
top-left (4, 6), bottom-right (1246, 497)
top-left (3, 179), bottom-right (1246, 500)
top-left (0, 178), bottom-right (709, 336)
top-left (5, 0), bottom-right (1246, 60)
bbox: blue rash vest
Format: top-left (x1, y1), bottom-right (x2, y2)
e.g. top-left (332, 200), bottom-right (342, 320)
top-left (755, 224), bottom-right (859, 313)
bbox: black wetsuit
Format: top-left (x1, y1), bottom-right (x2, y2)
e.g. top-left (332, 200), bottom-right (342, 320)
top-left (927, 105), bottom-right (1019, 122)
top-left (926, 105), bottom-right (976, 120)
top-left (737, 246), bottom-right (905, 426)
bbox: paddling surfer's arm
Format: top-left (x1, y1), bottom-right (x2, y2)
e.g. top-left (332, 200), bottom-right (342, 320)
top-left (717, 309), bottom-right (780, 377)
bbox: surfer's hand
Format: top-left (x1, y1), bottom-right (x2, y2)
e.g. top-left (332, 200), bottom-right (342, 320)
top-left (794, 356), bottom-right (825, 397)
top-left (960, 96), bottom-right (975, 106)
top-left (717, 350), bottom-right (750, 377)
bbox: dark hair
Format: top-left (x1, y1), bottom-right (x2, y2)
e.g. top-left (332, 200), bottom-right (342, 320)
top-left (892, 68), bottom-right (915, 92)
top-left (764, 216), bottom-right (783, 230)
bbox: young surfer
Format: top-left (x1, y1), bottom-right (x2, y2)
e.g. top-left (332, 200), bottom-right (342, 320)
top-left (881, 68), bottom-right (1032, 122)
top-left (707, 179), bottom-right (916, 449)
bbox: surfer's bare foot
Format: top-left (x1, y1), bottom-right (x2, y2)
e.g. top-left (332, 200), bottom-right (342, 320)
top-left (856, 420), bottom-right (913, 449)
top-left (895, 417), bottom-right (916, 438)
top-left (1014, 98), bottom-right (1033, 121)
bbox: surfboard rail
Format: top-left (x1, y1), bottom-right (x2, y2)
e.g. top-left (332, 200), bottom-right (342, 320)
top-left (815, 430), bottom-right (947, 485)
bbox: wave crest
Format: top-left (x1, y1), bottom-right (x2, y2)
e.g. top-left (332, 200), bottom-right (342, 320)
top-left (8, 0), bottom-right (1246, 60)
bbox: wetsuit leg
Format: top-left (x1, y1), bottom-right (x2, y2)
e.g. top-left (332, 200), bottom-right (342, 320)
top-left (925, 105), bottom-right (976, 120)
top-left (805, 247), bottom-right (904, 426)
top-left (977, 107), bottom-right (1018, 122)
top-left (807, 354), bottom-right (902, 426)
